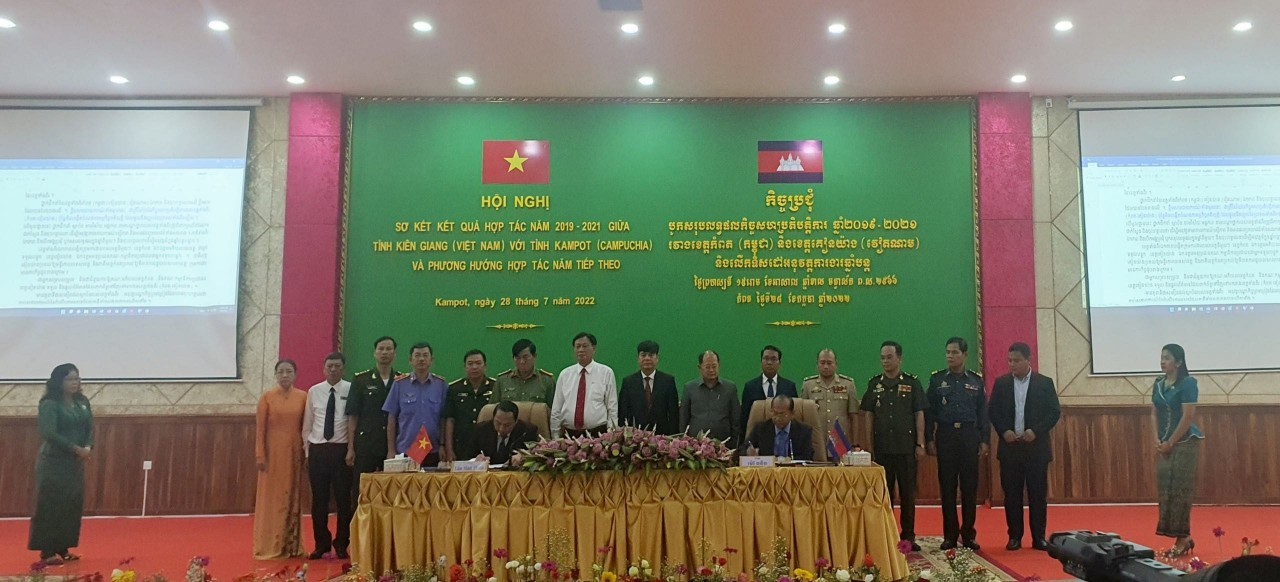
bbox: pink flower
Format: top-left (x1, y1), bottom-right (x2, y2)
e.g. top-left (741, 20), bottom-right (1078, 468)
top-left (897, 539), bottom-right (914, 554)
top-left (495, 548), bottom-right (510, 559)
top-left (1189, 558), bottom-right (1207, 572)
top-left (1213, 527), bottom-right (1226, 538)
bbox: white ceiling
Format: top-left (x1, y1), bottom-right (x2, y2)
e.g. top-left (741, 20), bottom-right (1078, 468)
top-left (1, 0), bottom-right (1278, 98)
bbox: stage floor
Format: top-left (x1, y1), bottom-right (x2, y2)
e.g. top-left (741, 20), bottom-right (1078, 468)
top-left (1, 505), bottom-right (1276, 581)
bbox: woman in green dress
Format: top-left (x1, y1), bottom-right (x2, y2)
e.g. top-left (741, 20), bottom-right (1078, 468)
top-left (28, 363), bottom-right (93, 565)
top-left (1152, 344), bottom-right (1203, 557)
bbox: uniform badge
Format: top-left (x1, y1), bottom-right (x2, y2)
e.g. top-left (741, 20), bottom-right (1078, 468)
top-left (940, 381), bottom-right (950, 388)
top-left (833, 385), bottom-right (848, 394)
top-left (964, 383), bottom-right (979, 391)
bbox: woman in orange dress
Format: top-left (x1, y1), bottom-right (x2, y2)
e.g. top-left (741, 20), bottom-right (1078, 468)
top-left (253, 359), bottom-right (307, 559)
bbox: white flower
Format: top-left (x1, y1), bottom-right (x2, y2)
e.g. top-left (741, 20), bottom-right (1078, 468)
top-left (628, 567), bottom-right (640, 577)
top-left (488, 578), bottom-right (497, 582)
top-left (918, 570), bottom-right (933, 581)
top-left (757, 566), bottom-right (768, 575)
top-left (640, 560), bottom-right (650, 569)
top-left (535, 563), bottom-right (543, 571)
top-left (516, 565), bottom-right (527, 574)
top-left (643, 569), bottom-right (653, 577)
top-left (835, 570), bottom-right (851, 582)
top-left (507, 561), bottom-right (520, 570)
top-left (429, 578), bottom-right (439, 582)
top-left (864, 575), bottom-right (875, 582)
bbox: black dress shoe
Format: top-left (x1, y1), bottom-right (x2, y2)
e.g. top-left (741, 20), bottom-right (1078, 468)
top-left (1032, 539), bottom-right (1050, 551)
top-left (940, 540), bottom-right (958, 550)
top-left (910, 541), bottom-right (921, 552)
top-left (307, 550), bottom-right (328, 560)
top-left (336, 549), bottom-right (350, 559)
top-left (1005, 539), bottom-right (1022, 551)
top-left (962, 539), bottom-right (981, 551)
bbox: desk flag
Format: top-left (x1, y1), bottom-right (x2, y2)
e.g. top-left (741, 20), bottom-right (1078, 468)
top-left (408, 425), bottom-right (433, 465)
top-left (827, 421), bottom-right (852, 461)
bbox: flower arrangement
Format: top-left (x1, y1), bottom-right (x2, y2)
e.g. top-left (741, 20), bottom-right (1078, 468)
top-left (500, 529), bottom-right (578, 582)
top-left (514, 427), bottom-right (734, 474)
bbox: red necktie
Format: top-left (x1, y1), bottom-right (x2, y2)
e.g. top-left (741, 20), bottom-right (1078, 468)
top-left (574, 367), bottom-right (588, 429)
top-left (644, 376), bottom-right (652, 409)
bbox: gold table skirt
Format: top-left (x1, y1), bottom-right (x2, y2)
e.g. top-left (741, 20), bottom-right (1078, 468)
top-left (351, 466), bottom-right (908, 579)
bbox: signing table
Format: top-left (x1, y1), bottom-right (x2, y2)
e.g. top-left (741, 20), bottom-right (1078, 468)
top-left (350, 466), bottom-right (908, 579)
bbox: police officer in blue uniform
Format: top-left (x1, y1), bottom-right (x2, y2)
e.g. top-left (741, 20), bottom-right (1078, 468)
top-left (925, 336), bottom-right (989, 551)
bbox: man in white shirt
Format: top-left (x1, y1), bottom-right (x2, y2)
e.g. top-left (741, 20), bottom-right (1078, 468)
top-left (551, 332), bottom-right (618, 437)
top-left (301, 352), bottom-right (353, 559)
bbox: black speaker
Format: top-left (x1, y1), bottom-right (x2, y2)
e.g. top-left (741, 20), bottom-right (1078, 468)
top-left (1047, 530), bottom-right (1186, 581)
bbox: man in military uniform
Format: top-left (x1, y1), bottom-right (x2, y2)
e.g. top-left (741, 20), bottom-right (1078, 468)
top-left (443, 349), bottom-right (497, 462)
top-left (343, 335), bottom-right (398, 507)
top-left (799, 348), bottom-right (857, 452)
top-left (494, 338), bottom-right (555, 404)
top-left (860, 340), bottom-right (927, 551)
top-left (925, 336), bottom-right (990, 551)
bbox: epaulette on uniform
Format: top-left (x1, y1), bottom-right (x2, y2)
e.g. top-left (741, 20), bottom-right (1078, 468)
top-left (803, 374), bottom-right (820, 381)
top-left (901, 371), bottom-right (918, 379)
top-left (497, 368), bottom-right (514, 377)
top-left (539, 369), bottom-right (554, 377)
top-left (837, 373), bottom-right (854, 381)
top-left (969, 369), bottom-right (983, 378)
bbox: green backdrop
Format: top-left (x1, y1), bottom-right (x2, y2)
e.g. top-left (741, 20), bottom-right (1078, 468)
top-left (342, 99), bottom-right (976, 395)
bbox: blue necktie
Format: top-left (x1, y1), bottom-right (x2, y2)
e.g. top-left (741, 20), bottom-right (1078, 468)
top-left (774, 427), bottom-right (790, 456)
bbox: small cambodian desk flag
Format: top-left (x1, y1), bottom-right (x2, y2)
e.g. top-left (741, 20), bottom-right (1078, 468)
top-left (408, 425), bottom-right (433, 465)
top-left (827, 421), bottom-right (852, 461)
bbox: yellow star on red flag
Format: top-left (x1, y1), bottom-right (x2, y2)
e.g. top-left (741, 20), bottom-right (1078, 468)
top-left (504, 150), bottom-right (528, 172)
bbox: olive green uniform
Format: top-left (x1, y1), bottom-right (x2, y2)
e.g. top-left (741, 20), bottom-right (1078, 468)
top-left (493, 368), bottom-right (555, 404)
top-left (444, 376), bottom-right (497, 460)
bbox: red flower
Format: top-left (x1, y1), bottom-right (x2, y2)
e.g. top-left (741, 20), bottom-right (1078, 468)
top-left (945, 548), bottom-right (957, 561)
top-left (495, 548), bottom-right (510, 559)
top-left (717, 557), bottom-right (727, 566)
top-left (485, 569), bottom-right (494, 578)
top-left (449, 564), bottom-right (467, 582)
top-left (1243, 537), bottom-right (1251, 544)
top-left (699, 567), bottom-right (713, 577)
top-left (342, 563), bottom-right (354, 574)
top-left (862, 554), bottom-right (875, 568)
top-left (723, 547), bottom-right (738, 555)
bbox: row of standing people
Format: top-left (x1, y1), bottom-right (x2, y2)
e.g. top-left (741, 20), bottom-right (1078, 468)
top-left (22, 340), bottom-right (1200, 564)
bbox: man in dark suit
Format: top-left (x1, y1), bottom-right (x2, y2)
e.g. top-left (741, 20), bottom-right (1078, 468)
top-left (618, 340), bottom-right (680, 434)
top-left (989, 342), bottom-right (1061, 552)
top-left (740, 345), bottom-right (797, 444)
top-left (744, 395), bottom-right (815, 461)
top-left (472, 400), bottom-right (539, 465)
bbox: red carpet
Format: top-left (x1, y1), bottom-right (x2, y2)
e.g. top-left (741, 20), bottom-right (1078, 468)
top-left (1, 506), bottom-right (1276, 580)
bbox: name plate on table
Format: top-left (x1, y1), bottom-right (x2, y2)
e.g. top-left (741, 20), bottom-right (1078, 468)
top-left (739, 456), bottom-right (777, 467)
top-left (451, 460), bottom-right (489, 473)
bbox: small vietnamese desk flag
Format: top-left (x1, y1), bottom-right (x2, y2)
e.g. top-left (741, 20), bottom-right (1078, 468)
top-left (407, 425), bottom-right (433, 465)
top-left (482, 140), bottom-right (550, 184)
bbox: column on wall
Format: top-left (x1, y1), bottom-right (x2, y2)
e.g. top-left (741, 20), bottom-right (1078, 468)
top-left (279, 93), bottom-right (344, 386)
top-left (976, 93), bottom-right (1037, 380)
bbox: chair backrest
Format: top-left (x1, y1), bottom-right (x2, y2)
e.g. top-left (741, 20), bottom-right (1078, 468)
top-left (745, 397), bottom-right (828, 462)
top-left (476, 401), bottom-right (551, 439)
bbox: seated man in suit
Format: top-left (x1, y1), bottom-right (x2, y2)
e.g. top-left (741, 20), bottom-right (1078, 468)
top-left (744, 395), bottom-right (815, 461)
top-left (471, 400), bottom-right (539, 465)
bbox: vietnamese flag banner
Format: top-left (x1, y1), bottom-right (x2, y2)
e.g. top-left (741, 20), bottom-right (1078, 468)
top-left (758, 140), bottom-right (823, 183)
top-left (482, 140), bottom-right (550, 184)
top-left (407, 425), bottom-right (433, 465)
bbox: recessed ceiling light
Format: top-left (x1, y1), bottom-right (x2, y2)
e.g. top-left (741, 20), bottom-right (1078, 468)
top-left (824, 75), bottom-right (841, 86)
top-left (286, 75), bottom-right (306, 85)
top-left (208, 20), bottom-right (230, 32)
top-left (0, 17), bottom-right (16, 29)
top-left (828, 23), bottom-right (846, 34)
top-left (1010, 74), bottom-right (1027, 84)
top-left (412, 21), bottom-right (433, 32)
top-left (637, 75), bottom-right (654, 86)
top-left (1171, 75), bottom-right (1187, 82)
top-left (1234, 21), bottom-right (1253, 32)
top-left (1054, 20), bottom-right (1073, 32)
top-left (620, 23), bottom-right (639, 34)
top-left (457, 76), bottom-right (476, 86)
top-left (109, 75), bottom-right (129, 85)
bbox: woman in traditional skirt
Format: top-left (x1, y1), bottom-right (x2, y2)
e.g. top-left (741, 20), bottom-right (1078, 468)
top-left (252, 359), bottom-right (307, 559)
top-left (1152, 343), bottom-right (1204, 556)
top-left (29, 363), bottom-right (93, 565)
